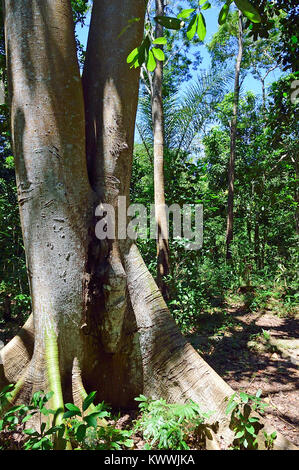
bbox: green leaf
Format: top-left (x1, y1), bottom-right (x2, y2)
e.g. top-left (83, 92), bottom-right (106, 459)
top-left (76, 424), bottom-right (87, 441)
top-left (226, 395), bottom-right (238, 415)
top-left (239, 392), bottom-right (249, 403)
top-left (58, 424), bottom-right (65, 439)
top-left (45, 391), bottom-right (54, 402)
top-left (41, 422), bottom-right (46, 434)
top-left (197, 13), bottom-right (206, 41)
top-left (82, 391), bottom-right (97, 412)
top-left (153, 36), bottom-right (167, 45)
top-left (7, 405), bottom-right (25, 413)
top-left (31, 391), bottom-right (43, 407)
top-left (63, 410), bottom-right (80, 419)
top-left (155, 16), bottom-right (183, 30)
top-left (245, 424), bottom-right (256, 435)
top-left (123, 439), bottom-right (134, 448)
top-left (152, 47), bottom-right (165, 62)
top-left (138, 36), bottom-right (150, 68)
top-left (45, 425), bottom-right (64, 436)
top-left (235, 430), bottom-right (245, 438)
top-left (40, 407), bottom-right (51, 416)
top-left (111, 442), bottom-right (121, 450)
top-left (201, 2), bottom-right (211, 11)
top-left (248, 417), bottom-right (259, 423)
top-left (22, 413), bottom-right (36, 423)
top-left (84, 412), bottom-right (103, 428)
top-left (134, 395), bottom-right (148, 402)
top-left (186, 14), bottom-right (198, 40)
top-left (177, 9), bottom-right (195, 19)
top-left (127, 47), bottom-right (139, 64)
top-left (0, 384), bottom-right (14, 395)
top-left (24, 428), bottom-right (38, 436)
top-left (65, 403), bottom-right (81, 413)
top-left (234, 0), bottom-right (261, 23)
top-left (31, 439), bottom-right (45, 450)
top-left (146, 50), bottom-right (156, 72)
top-left (218, 2), bottom-right (231, 25)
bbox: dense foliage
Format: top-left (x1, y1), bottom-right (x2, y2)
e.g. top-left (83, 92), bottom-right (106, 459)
top-left (132, 65), bottom-right (298, 333)
top-left (0, 385), bottom-right (275, 450)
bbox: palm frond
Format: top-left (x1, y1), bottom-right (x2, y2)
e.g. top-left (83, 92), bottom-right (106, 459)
top-left (136, 66), bottom-right (233, 157)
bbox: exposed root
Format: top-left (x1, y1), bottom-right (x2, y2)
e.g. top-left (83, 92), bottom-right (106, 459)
top-left (72, 357), bottom-right (96, 412)
top-left (45, 327), bottom-right (64, 427)
top-left (0, 315), bottom-right (34, 389)
top-left (124, 243), bottom-right (297, 450)
top-left (0, 249), bottom-right (297, 450)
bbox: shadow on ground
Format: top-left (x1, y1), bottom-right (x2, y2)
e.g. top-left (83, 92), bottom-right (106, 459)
top-left (187, 304), bottom-right (299, 446)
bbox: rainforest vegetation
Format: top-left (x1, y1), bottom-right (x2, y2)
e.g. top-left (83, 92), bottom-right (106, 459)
top-left (0, 0), bottom-right (298, 452)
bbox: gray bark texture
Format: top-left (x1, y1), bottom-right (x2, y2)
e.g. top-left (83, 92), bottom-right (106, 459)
top-left (152, 0), bottom-right (170, 299)
top-left (226, 11), bottom-right (243, 261)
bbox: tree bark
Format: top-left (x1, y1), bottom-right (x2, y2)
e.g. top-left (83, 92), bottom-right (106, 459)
top-left (254, 217), bottom-right (261, 269)
top-left (0, 0), bottom-right (296, 450)
top-left (2, 0), bottom-right (92, 415)
top-left (152, 0), bottom-right (170, 299)
top-left (226, 11), bottom-right (243, 261)
top-left (294, 157), bottom-right (299, 234)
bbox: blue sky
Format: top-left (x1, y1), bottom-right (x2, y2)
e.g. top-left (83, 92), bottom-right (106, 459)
top-left (76, 3), bottom-right (282, 99)
top-left (199, 3), bottom-right (282, 95)
top-left (76, 3), bottom-right (283, 148)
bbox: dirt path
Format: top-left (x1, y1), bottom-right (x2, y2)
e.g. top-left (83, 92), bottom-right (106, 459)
top-left (1, 306), bottom-right (298, 448)
top-left (189, 306), bottom-right (299, 447)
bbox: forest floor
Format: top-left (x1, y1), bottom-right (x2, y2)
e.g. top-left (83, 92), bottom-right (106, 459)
top-left (0, 297), bottom-right (298, 449)
top-left (188, 298), bottom-right (299, 447)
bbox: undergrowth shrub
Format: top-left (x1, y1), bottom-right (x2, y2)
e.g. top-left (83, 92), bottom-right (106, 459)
top-left (0, 385), bottom-right (279, 451)
top-left (134, 395), bottom-right (215, 450)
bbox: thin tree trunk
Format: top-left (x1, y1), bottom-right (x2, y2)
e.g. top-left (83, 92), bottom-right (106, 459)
top-left (152, 0), bottom-right (170, 299)
top-left (254, 218), bottom-right (261, 269)
top-left (295, 157), bottom-right (299, 234)
top-left (226, 11), bottom-right (243, 261)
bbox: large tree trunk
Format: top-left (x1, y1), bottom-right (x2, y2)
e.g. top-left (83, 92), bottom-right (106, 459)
top-left (0, 0), bottom-right (295, 450)
top-left (226, 11), bottom-right (243, 261)
top-left (1, 0), bottom-right (93, 417)
top-left (152, 0), bottom-right (170, 299)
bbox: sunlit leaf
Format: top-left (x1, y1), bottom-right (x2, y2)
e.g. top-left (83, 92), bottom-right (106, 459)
top-left (146, 50), bottom-right (157, 72)
top-left (83, 391), bottom-right (97, 412)
top-left (197, 13), bottom-right (206, 42)
top-left (153, 36), bottom-right (167, 45)
top-left (234, 0), bottom-right (261, 23)
top-left (152, 47), bottom-right (165, 62)
top-left (218, 2), bottom-right (231, 25)
top-left (177, 9), bottom-right (195, 19)
top-left (201, 2), bottom-right (211, 11)
top-left (127, 47), bottom-right (139, 64)
top-left (186, 14), bottom-right (198, 40)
